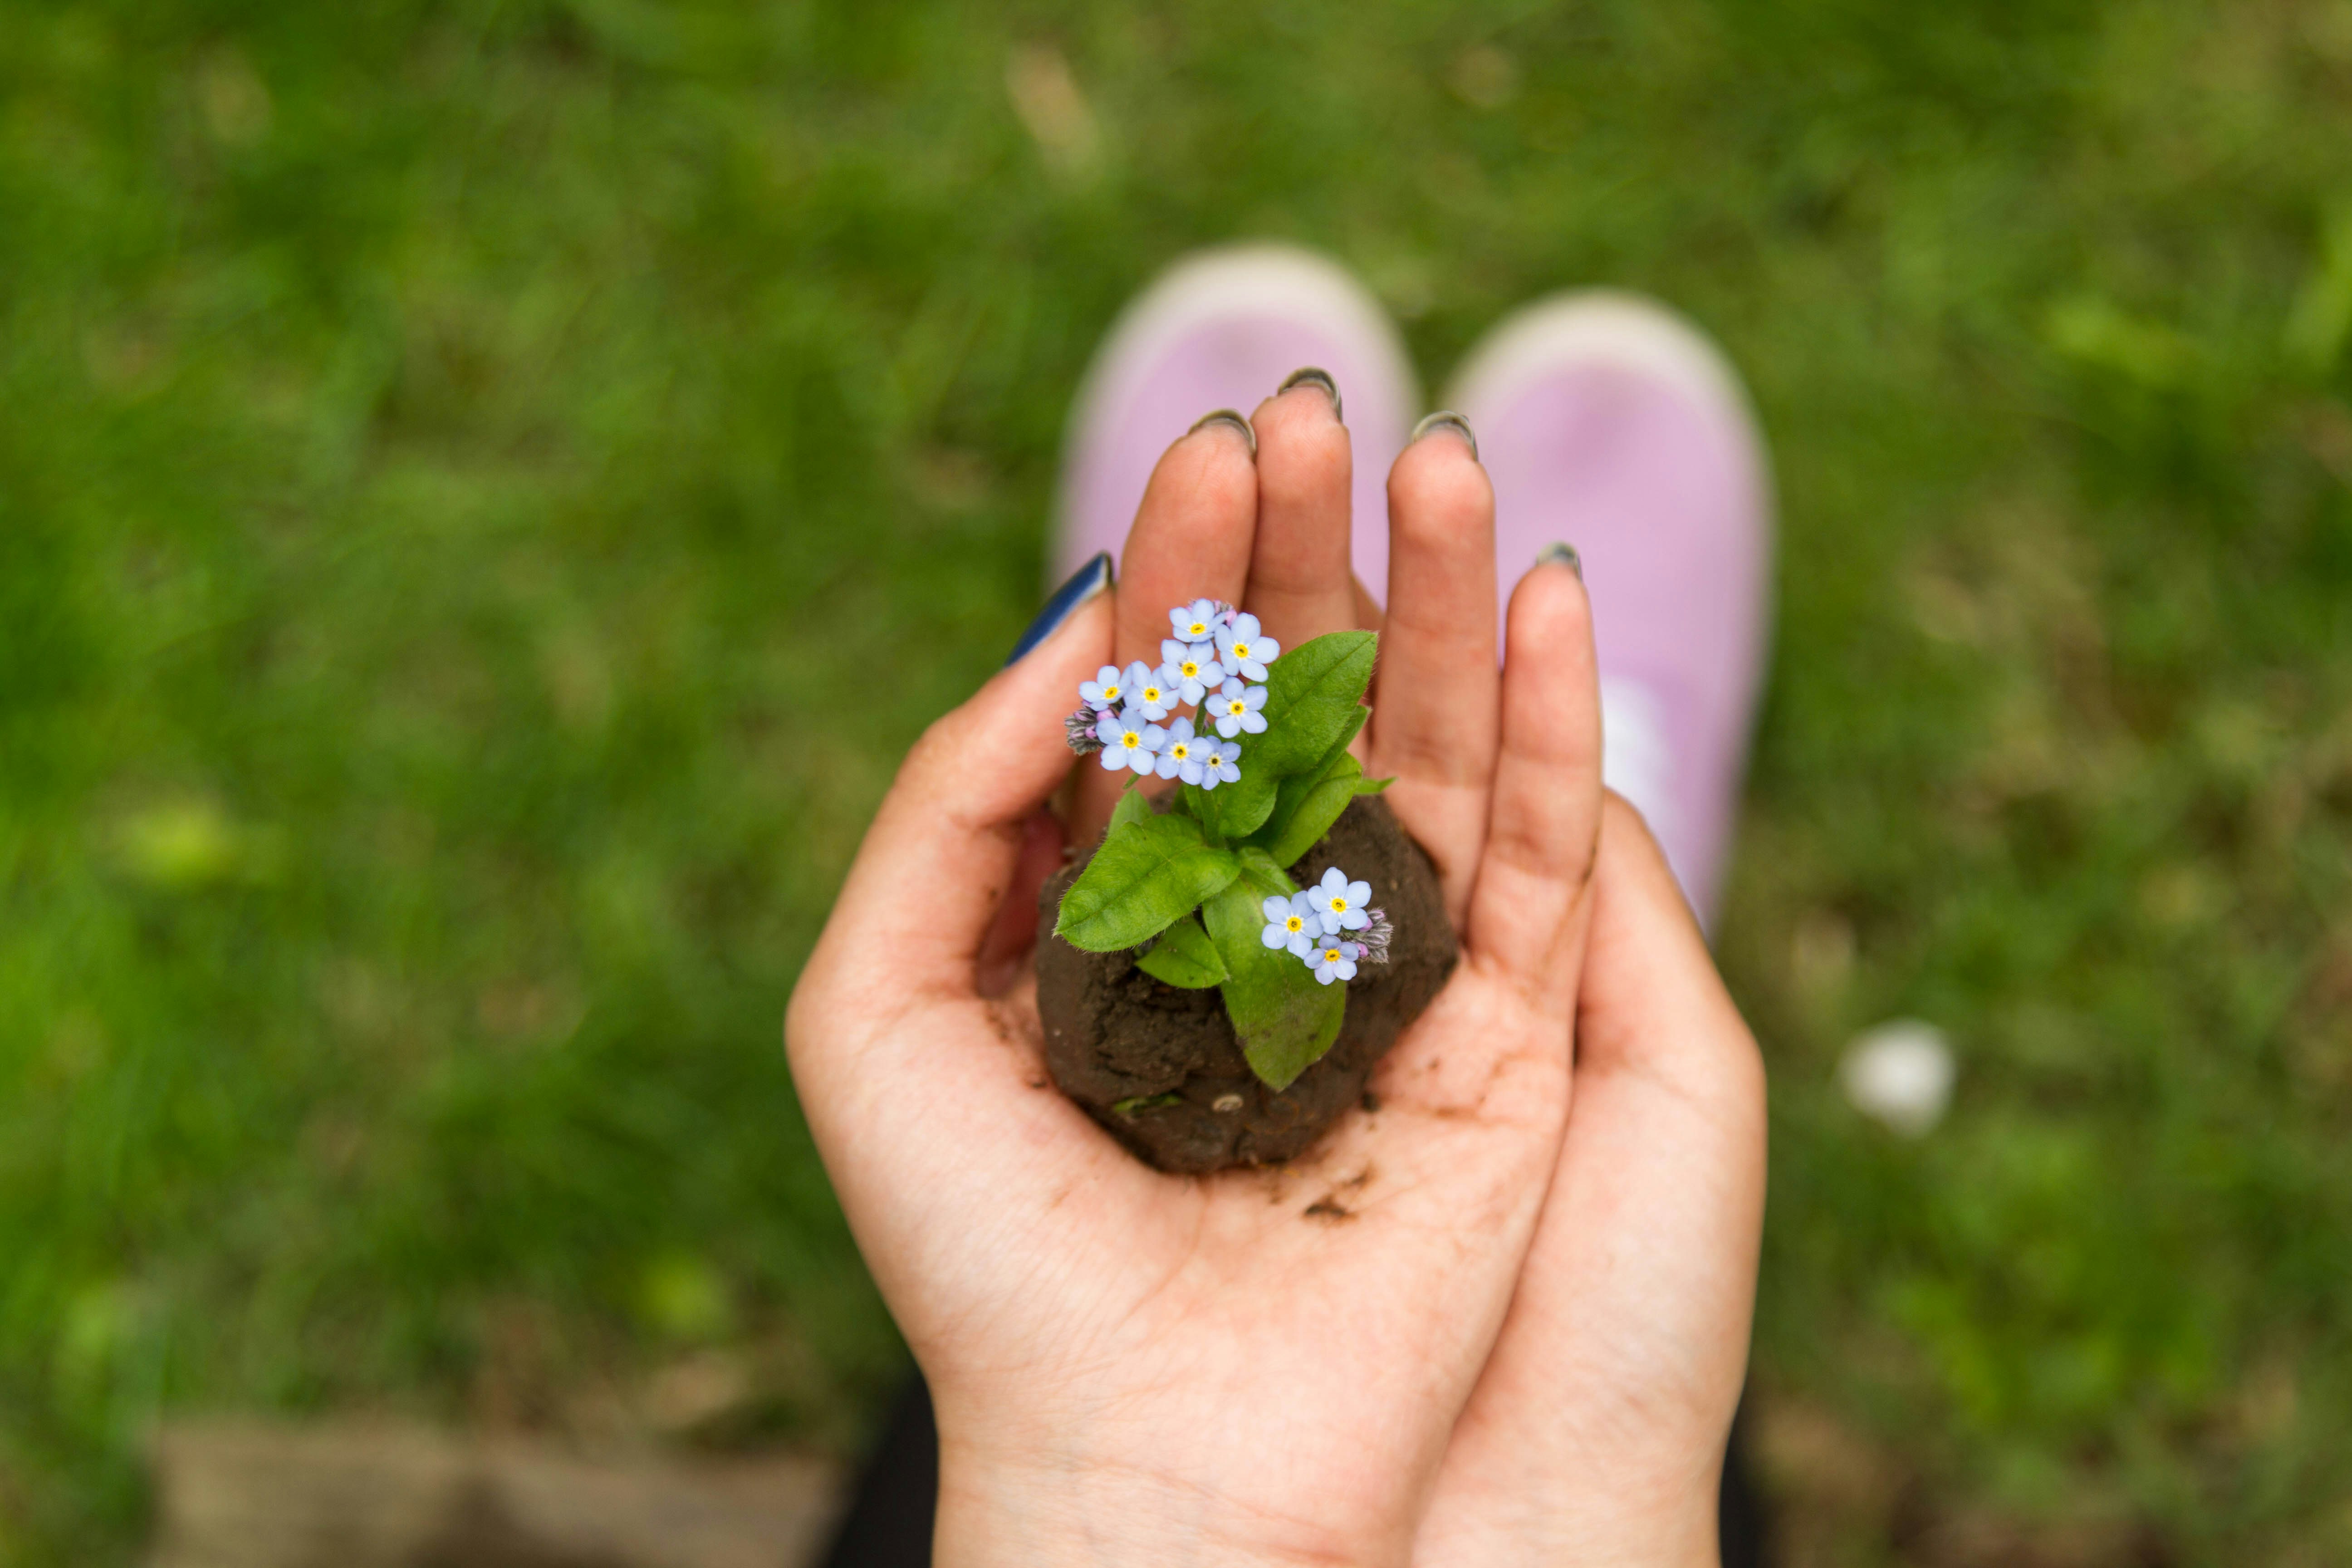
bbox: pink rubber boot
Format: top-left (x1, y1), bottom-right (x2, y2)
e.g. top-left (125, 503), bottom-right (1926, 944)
top-left (1052, 245), bottom-right (1419, 586)
top-left (1435, 293), bottom-right (1774, 926)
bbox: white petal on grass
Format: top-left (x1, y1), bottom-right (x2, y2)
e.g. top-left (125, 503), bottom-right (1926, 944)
top-left (1840, 1020), bottom-right (1955, 1137)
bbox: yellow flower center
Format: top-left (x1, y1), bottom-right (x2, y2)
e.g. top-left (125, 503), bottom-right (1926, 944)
top-left (1171, 742), bottom-right (1189, 760)
top-left (1284, 916), bottom-right (1304, 933)
top-left (1232, 641), bottom-right (1251, 660)
top-left (1226, 698), bottom-right (1245, 715)
top-left (1181, 660), bottom-right (1199, 678)
top-left (1324, 948), bottom-right (1343, 963)
top-left (1328, 896), bottom-right (1348, 913)
top-left (1102, 685), bottom-right (1120, 702)
top-left (1188, 620), bottom-right (1209, 637)
top-left (1121, 731), bottom-right (1142, 750)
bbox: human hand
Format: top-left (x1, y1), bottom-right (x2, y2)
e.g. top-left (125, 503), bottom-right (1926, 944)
top-left (1083, 382), bottom-right (1769, 1566)
top-left (785, 400), bottom-right (1608, 1565)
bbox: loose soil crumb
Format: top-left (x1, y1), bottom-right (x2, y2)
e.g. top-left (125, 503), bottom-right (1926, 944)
top-left (1036, 797), bottom-right (1455, 1173)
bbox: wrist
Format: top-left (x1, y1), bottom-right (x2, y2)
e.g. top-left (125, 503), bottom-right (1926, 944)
top-left (934, 1430), bottom-right (1406, 1568)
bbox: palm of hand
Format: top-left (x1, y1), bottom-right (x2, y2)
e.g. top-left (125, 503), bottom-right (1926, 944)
top-left (793, 386), bottom-right (1757, 1565)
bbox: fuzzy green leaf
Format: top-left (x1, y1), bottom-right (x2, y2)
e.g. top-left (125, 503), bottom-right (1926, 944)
top-left (1055, 815), bottom-right (1241, 952)
top-left (1179, 781), bottom-right (1223, 842)
top-left (1254, 748), bottom-right (1365, 868)
top-left (1234, 845), bottom-right (1293, 899)
top-left (1353, 774), bottom-right (1394, 794)
top-left (1107, 783), bottom-right (1155, 834)
top-left (1204, 677), bottom-right (1373, 841)
top-left (1136, 913), bottom-right (1228, 988)
top-left (1202, 875), bottom-right (1346, 1093)
top-left (1254, 631), bottom-right (1376, 777)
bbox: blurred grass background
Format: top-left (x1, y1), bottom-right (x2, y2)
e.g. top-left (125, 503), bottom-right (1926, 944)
top-left (4, 0), bottom-right (2351, 1562)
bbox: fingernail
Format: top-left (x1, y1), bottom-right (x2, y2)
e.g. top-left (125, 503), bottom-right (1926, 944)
top-left (1277, 367), bottom-right (1343, 422)
top-left (1535, 541), bottom-right (1583, 579)
top-left (1005, 551), bottom-right (1113, 666)
top-left (1188, 408), bottom-right (1258, 459)
top-left (1411, 410), bottom-right (1479, 461)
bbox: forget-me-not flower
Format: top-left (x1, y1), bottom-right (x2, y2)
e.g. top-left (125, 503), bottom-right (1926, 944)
top-left (1095, 710), bottom-right (1166, 775)
top-left (1215, 613), bottom-right (1280, 682)
top-left (1078, 665), bottom-right (1129, 713)
top-left (1155, 717), bottom-right (1211, 785)
top-left (1259, 891), bottom-right (1321, 957)
top-left (1307, 937), bottom-right (1362, 985)
top-left (1198, 737), bottom-right (1241, 789)
top-left (1169, 599), bottom-right (1224, 644)
top-left (1353, 907), bottom-right (1393, 965)
top-left (1310, 866), bottom-right (1372, 933)
top-left (1159, 639), bottom-right (1225, 706)
top-left (1119, 661), bottom-right (1177, 721)
top-left (1065, 705), bottom-right (1106, 755)
top-left (1209, 682), bottom-right (1268, 738)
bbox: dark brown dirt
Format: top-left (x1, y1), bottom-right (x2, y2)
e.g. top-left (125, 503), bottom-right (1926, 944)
top-left (1036, 795), bottom-right (1455, 1173)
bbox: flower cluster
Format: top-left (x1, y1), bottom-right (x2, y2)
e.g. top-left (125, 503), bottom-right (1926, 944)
top-left (1064, 599), bottom-right (1281, 791)
top-left (1258, 867), bottom-right (1391, 985)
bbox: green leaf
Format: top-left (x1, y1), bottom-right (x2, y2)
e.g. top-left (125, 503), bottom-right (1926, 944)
top-left (1234, 846), bottom-right (1294, 899)
top-left (1179, 781), bottom-right (1221, 842)
top-left (1254, 748), bottom-right (1364, 868)
top-left (1254, 631), bottom-right (1377, 778)
top-left (1107, 783), bottom-right (1154, 834)
top-left (1136, 914), bottom-right (1228, 987)
top-left (1054, 815), bottom-right (1241, 952)
top-left (1111, 1092), bottom-right (1184, 1117)
top-left (1204, 701), bottom-right (1373, 846)
top-left (1202, 877), bottom-right (1346, 1093)
top-left (1353, 774), bottom-right (1393, 794)
top-left (1207, 763), bottom-right (1279, 841)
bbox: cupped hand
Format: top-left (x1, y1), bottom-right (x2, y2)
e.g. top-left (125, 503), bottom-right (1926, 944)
top-left (786, 393), bottom-right (1607, 1566)
top-left (1068, 382), bottom-right (1771, 1565)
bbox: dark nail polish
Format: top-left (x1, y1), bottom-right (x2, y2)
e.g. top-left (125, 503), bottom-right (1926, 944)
top-left (1188, 408), bottom-right (1258, 459)
top-left (1410, 410), bottom-right (1479, 461)
top-left (1005, 551), bottom-right (1113, 666)
top-left (1535, 541), bottom-right (1583, 579)
top-left (1278, 367), bottom-right (1343, 422)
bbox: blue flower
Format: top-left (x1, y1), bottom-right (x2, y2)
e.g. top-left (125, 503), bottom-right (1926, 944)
top-left (1310, 866), bottom-right (1372, 933)
top-left (1154, 717), bottom-right (1212, 784)
top-left (1094, 710), bottom-right (1166, 775)
top-left (1078, 665), bottom-right (1129, 713)
top-left (1119, 661), bottom-right (1177, 721)
top-left (1168, 598), bottom-right (1225, 644)
top-left (1307, 937), bottom-right (1362, 985)
top-left (1259, 892), bottom-right (1320, 957)
top-left (1208, 682), bottom-right (1269, 738)
top-left (1198, 737), bottom-right (1241, 789)
top-left (1159, 638), bottom-right (1225, 706)
top-left (1214, 613), bottom-right (1281, 681)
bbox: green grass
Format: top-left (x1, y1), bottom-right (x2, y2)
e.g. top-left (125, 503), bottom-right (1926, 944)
top-left (3, 1), bottom-right (2350, 1561)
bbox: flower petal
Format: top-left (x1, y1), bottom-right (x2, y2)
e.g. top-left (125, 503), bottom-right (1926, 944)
top-left (1348, 880), bottom-right (1372, 906)
top-left (1260, 923), bottom-right (1289, 948)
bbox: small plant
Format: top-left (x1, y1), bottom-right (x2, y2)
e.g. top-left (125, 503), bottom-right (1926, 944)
top-left (1054, 601), bottom-right (1394, 1091)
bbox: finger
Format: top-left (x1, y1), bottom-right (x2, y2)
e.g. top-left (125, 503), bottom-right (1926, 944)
top-left (1352, 573), bottom-right (1384, 632)
top-left (1367, 423), bottom-right (1501, 924)
top-left (1463, 550), bottom-right (1603, 1009)
top-left (1244, 374), bottom-right (1359, 649)
top-left (803, 588), bottom-right (1114, 1014)
top-left (1414, 795), bottom-right (1765, 1568)
top-left (1072, 417), bottom-right (1259, 837)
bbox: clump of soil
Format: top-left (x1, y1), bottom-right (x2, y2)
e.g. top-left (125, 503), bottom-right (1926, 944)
top-left (1036, 795), bottom-right (1456, 1173)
